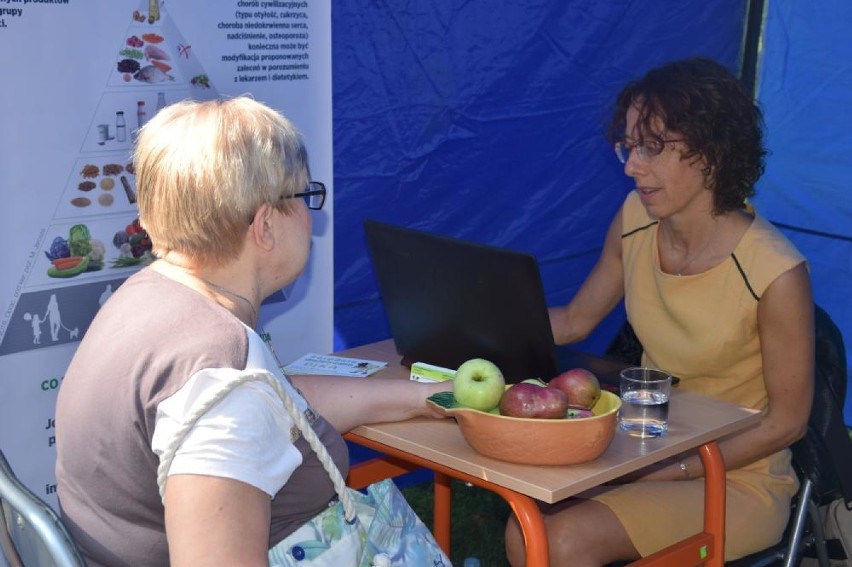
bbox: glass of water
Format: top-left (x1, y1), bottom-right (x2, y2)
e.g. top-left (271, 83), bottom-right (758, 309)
top-left (618, 367), bottom-right (672, 438)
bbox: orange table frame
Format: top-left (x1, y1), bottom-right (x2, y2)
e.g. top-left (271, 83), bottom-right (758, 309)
top-left (345, 433), bottom-right (727, 567)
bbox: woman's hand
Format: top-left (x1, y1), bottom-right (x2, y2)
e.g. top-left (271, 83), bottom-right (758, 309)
top-left (290, 374), bottom-right (453, 432)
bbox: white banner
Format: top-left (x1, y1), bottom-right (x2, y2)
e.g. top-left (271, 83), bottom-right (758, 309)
top-left (0, 0), bottom-right (333, 538)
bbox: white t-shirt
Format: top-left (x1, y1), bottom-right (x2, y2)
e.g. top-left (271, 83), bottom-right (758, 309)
top-left (152, 327), bottom-right (305, 496)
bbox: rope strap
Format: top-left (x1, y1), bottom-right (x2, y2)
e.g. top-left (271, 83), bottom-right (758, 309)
top-left (155, 369), bottom-right (356, 520)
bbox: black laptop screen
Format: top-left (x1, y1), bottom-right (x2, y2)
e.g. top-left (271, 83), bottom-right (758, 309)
top-left (364, 220), bottom-right (559, 382)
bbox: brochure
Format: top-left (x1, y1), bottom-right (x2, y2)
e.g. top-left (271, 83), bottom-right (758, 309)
top-left (282, 353), bottom-right (387, 378)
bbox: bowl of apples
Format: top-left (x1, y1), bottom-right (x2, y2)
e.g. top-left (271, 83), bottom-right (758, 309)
top-left (427, 359), bottom-right (621, 466)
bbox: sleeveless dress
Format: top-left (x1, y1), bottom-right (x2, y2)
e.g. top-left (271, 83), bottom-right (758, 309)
top-left (590, 191), bottom-right (807, 560)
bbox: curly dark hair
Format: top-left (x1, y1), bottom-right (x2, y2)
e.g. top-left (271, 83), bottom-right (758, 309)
top-left (608, 57), bottom-right (766, 214)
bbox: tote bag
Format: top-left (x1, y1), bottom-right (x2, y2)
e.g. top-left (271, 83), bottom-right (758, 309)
top-left (157, 369), bottom-right (451, 567)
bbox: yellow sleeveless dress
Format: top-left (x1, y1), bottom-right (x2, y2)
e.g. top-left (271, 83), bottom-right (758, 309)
top-left (590, 191), bottom-right (806, 560)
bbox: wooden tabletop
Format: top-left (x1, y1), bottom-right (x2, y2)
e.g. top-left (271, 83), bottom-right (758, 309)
top-left (340, 339), bottom-right (762, 503)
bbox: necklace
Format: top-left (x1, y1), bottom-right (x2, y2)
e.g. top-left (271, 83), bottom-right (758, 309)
top-left (199, 277), bottom-right (259, 326)
top-left (670, 220), bottom-right (720, 277)
top-left (157, 256), bottom-right (260, 326)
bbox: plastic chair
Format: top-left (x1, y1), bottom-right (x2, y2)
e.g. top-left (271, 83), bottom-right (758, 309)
top-left (605, 305), bottom-right (852, 567)
top-left (0, 449), bottom-right (86, 567)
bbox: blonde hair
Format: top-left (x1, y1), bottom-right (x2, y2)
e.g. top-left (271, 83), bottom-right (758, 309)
top-left (134, 96), bottom-right (309, 264)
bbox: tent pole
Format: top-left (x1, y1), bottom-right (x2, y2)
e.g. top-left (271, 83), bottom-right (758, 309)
top-left (740, 0), bottom-right (766, 98)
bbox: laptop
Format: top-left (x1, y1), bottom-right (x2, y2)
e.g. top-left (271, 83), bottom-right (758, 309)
top-left (364, 220), bottom-right (562, 383)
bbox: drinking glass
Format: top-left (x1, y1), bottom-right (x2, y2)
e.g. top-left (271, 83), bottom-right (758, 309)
top-left (619, 367), bottom-right (672, 438)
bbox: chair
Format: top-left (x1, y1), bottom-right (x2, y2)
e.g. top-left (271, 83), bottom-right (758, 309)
top-left (605, 305), bottom-right (852, 567)
top-left (0, 449), bottom-right (86, 567)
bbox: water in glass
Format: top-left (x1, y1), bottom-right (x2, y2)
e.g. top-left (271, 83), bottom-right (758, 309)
top-left (619, 389), bottom-right (669, 437)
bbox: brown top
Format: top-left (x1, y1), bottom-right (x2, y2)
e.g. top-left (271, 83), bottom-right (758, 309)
top-left (55, 268), bottom-right (347, 567)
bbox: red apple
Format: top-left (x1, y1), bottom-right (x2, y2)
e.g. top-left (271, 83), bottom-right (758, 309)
top-left (548, 368), bottom-right (601, 410)
top-left (499, 383), bottom-right (569, 419)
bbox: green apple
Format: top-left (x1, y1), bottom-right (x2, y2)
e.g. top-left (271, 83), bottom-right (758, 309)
top-left (453, 358), bottom-right (505, 411)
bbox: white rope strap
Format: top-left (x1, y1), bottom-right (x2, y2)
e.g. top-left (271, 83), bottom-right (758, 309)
top-left (155, 369), bottom-right (356, 521)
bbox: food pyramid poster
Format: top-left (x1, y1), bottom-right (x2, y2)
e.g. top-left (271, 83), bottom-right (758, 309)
top-left (0, 1), bottom-right (220, 356)
top-left (0, 0), bottom-right (332, 511)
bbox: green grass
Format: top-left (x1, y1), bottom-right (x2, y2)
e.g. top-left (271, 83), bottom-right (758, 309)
top-left (402, 478), bottom-right (512, 566)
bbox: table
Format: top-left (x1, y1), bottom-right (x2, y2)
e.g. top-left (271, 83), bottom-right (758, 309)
top-left (340, 340), bottom-right (762, 567)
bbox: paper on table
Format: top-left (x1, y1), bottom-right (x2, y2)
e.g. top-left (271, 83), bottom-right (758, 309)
top-left (281, 353), bottom-right (387, 377)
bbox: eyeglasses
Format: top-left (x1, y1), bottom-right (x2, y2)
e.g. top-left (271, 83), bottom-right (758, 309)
top-left (288, 181), bottom-right (327, 210)
top-left (614, 138), bottom-right (682, 164)
top-left (249, 181), bottom-right (327, 225)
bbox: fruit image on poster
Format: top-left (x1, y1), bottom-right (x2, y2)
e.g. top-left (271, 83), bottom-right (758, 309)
top-left (0, 0), bottom-right (221, 356)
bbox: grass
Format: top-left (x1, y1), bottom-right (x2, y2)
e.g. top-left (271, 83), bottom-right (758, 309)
top-left (401, 477), bottom-right (512, 566)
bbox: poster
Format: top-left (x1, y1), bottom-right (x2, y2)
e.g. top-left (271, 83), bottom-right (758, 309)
top-left (0, 0), bottom-right (332, 533)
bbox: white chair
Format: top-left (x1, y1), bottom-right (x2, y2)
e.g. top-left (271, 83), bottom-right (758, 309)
top-left (0, 449), bottom-right (85, 567)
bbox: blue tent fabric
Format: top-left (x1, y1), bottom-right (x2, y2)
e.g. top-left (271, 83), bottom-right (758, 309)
top-left (332, 1), bottom-right (749, 360)
top-left (332, 1), bottom-right (852, 427)
top-left (755, 0), bottom-right (852, 423)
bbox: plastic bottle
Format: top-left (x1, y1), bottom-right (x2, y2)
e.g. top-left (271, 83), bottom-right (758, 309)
top-left (156, 92), bottom-right (167, 113)
top-left (136, 101), bottom-right (147, 129)
top-left (115, 111), bottom-right (126, 142)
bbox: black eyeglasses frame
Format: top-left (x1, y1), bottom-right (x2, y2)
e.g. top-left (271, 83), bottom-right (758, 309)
top-left (248, 181), bottom-right (327, 225)
top-left (288, 181), bottom-right (327, 211)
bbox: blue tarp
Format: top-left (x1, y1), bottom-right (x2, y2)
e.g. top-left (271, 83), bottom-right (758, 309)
top-left (754, 1), bottom-right (852, 421)
top-left (331, 1), bottom-right (851, 422)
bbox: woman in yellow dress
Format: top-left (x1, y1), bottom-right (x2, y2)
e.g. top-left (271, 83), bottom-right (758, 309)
top-left (505, 58), bottom-right (814, 565)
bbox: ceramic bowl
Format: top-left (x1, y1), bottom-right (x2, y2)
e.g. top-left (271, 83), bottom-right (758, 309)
top-left (426, 390), bottom-right (621, 466)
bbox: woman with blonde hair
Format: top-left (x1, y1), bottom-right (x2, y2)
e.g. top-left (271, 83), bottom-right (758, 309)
top-left (56, 96), bottom-right (450, 567)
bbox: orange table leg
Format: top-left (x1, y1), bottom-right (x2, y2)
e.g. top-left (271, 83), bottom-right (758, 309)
top-left (434, 472), bottom-right (452, 555)
top-left (499, 488), bottom-right (549, 567)
top-left (629, 441), bottom-right (726, 567)
top-left (344, 433), bottom-right (550, 567)
top-left (698, 441), bottom-right (726, 567)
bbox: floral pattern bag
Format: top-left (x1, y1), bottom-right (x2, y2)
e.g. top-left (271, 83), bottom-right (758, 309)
top-left (268, 478), bottom-right (450, 566)
top-left (157, 369), bottom-right (451, 567)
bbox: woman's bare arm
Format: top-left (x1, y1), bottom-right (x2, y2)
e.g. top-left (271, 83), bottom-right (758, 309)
top-left (165, 475), bottom-right (271, 567)
top-left (549, 207), bottom-right (626, 345)
top-left (290, 375), bottom-right (452, 433)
